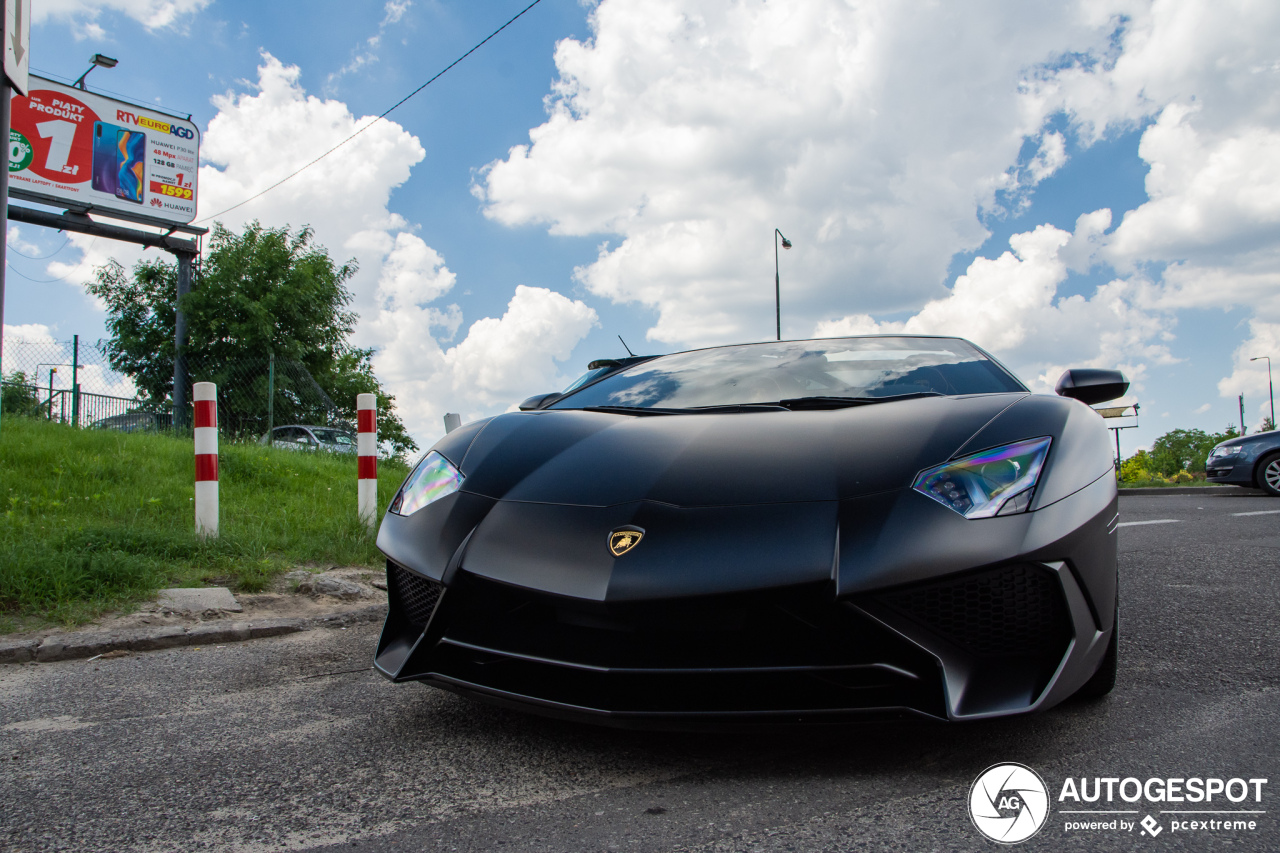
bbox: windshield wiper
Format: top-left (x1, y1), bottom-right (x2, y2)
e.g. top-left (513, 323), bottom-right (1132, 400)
top-left (775, 392), bottom-right (944, 410)
top-left (580, 404), bottom-right (787, 416)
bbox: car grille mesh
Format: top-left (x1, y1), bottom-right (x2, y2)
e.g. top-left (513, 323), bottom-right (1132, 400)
top-left (388, 562), bottom-right (442, 628)
top-left (877, 563), bottom-right (1070, 657)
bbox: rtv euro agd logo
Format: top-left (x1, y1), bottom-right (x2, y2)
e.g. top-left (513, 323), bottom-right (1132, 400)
top-left (968, 763), bottom-right (1268, 844)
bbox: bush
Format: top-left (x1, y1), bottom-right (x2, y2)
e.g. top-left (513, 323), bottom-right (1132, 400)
top-left (2, 371), bottom-right (48, 419)
top-left (1120, 451), bottom-right (1154, 483)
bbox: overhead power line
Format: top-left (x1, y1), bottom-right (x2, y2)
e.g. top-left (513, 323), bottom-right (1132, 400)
top-left (196, 0), bottom-right (547, 225)
top-left (7, 236), bottom-right (71, 260)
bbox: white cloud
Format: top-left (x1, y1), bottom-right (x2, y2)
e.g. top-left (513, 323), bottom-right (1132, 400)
top-left (6, 225), bottom-right (41, 257)
top-left (1027, 131), bottom-right (1068, 184)
top-left (194, 55), bottom-right (601, 443)
top-left (1193, 403), bottom-right (1210, 415)
top-left (2, 323), bottom-right (56, 345)
top-left (815, 215), bottom-right (1175, 392)
top-left (371, 285), bottom-right (598, 433)
top-left (1218, 321), bottom-right (1280, 407)
top-left (326, 1), bottom-right (415, 88)
top-left (478, 0), bottom-right (1122, 347)
top-left (382, 1), bottom-right (411, 26)
top-left (35, 0), bottom-right (211, 36)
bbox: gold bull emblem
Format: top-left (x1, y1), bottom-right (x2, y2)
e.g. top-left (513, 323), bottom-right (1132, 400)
top-left (609, 529), bottom-right (644, 557)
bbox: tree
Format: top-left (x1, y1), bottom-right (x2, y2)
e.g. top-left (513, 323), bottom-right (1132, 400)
top-left (88, 222), bottom-right (416, 456)
top-left (1146, 426), bottom-right (1241, 476)
top-left (1, 371), bottom-right (48, 419)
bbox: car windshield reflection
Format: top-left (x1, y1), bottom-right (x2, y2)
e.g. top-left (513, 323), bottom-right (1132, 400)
top-left (549, 337), bottom-right (1024, 410)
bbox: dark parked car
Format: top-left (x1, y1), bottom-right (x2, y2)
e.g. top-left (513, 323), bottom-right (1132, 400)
top-left (1206, 430), bottom-right (1280, 495)
top-left (373, 336), bottom-right (1131, 727)
top-left (91, 411), bottom-right (173, 432)
top-left (260, 425), bottom-right (358, 454)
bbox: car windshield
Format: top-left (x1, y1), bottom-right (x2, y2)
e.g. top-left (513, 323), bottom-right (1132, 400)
top-left (312, 429), bottom-right (356, 445)
top-left (549, 337), bottom-right (1024, 410)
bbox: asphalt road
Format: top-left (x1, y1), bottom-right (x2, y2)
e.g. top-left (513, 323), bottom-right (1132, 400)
top-left (2, 491), bottom-right (1276, 853)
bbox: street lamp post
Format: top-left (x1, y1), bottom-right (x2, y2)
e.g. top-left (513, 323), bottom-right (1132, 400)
top-left (36, 363), bottom-right (68, 422)
top-left (73, 54), bottom-right (118, 90)
top-left (774, 229), bottom-right (792, 341)
top-left (1251, 356), bottom-right (1275, 430)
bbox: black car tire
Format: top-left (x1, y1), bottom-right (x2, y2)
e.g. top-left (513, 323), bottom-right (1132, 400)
top-left (1074, 607), bottom-right (1118, 700)
top-left (1257, 451), bottom-right (1280, 497)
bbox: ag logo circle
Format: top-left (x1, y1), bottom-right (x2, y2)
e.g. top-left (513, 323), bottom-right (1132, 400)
top-left (969, 763), bottom-right (1050, 844)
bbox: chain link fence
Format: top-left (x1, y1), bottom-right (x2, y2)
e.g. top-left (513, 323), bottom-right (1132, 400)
top-left (185, 353), bottom-right (355, 440)
top-left (3, 337), bottom-right (353, 440)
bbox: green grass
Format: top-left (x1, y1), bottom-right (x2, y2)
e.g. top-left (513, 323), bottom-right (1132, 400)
top-left (1118, 479), bottom-right (1232, 488)
top-left (0, 415), bottom-right (409, 627)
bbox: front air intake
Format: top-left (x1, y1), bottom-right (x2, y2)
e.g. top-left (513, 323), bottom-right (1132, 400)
top-left (387, 562), bottom-right (443, 629)
top-left (875, 563), bottom-right (1071, 658)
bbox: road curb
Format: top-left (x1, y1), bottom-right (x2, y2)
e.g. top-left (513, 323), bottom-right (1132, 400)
top-left (1119, 486), bottom-right (1267, 496)
top-left (0, 603), bottom-right (387, 665)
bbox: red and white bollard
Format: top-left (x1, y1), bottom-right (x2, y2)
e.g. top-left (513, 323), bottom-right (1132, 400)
top-left (193, 381), bottom-right (219, 538)
top-left (357, 393), bottom-right (377, 530)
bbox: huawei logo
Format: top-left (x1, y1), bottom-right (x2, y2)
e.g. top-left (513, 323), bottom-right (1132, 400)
top-left (609, 527), bottom-right (645, 557)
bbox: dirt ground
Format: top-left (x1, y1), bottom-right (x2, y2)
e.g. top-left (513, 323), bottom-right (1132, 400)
top-left (4, 567), bottom-right (387, 643)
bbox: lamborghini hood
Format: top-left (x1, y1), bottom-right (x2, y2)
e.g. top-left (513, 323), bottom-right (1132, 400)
top-left (449, 393), bottom-right (1026, 507)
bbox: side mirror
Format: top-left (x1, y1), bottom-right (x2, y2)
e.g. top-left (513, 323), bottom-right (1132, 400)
top-left (518, 392), bottom-right (561, 411)
top-left (1055, 369), bottom-right (1129, 406)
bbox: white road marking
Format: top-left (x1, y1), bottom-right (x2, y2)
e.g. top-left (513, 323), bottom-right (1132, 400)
top-left (1116, 519), bottom-right (1182, 528)
top-left (1231, 509), bottom-right (1280, 517)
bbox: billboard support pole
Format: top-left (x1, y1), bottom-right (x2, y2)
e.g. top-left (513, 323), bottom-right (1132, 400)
top-left (173, 250), bottom-right (194, 430)
top-left (0, 73), bottom-right (9, 435)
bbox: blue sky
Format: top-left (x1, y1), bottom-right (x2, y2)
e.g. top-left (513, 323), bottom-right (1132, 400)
top-left (6, 0), bottom-right (1278, 450)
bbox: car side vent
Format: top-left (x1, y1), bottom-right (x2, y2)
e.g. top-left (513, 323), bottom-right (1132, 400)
top-left (388, 562), bottom-right (443, 628)
top-left (876, 563), bottom-right (1070, 657)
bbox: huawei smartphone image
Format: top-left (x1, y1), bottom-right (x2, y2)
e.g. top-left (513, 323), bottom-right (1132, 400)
top-left (115, 129), bottom-right (146, 204)
top-left (91, 122), bottom-right (120, 195)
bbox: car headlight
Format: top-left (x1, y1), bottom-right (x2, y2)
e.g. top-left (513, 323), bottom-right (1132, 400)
top-left (390, 451), bottom-right (463, 516)
top-left (1209, 446), bottom-right (1244, 460)
top-left (913, 437), bottom-right (1052, 519)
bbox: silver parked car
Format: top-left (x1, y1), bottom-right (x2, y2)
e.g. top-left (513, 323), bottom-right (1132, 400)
top-left (260, 425), bottom-right (358, 454)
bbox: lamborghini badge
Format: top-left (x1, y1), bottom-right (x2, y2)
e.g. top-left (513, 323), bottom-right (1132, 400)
top-left (609, 528), bottom-right (644, 556)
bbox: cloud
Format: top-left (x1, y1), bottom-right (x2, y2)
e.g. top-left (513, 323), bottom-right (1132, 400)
top-left (370, 284), bottom-right (598, 433)
top-left (1217, 321), bottom-right (1280, 426)
top-left (477, 0), bottom-right (1130, 347)
top-left (815, 215), bottom-right (1175, 392)
top-left (6, 225), bottom-right (41, 258)
top-left (2, 323), bottom-right (56, 345)
top-left (35, 0), bottom-right (211, 36)
top-left (326, 1), bottom-right (415, 89)
top-left (195, 55), bottom-right (600, 442)
top-left (1193, 403), bottom-right (1211, 415)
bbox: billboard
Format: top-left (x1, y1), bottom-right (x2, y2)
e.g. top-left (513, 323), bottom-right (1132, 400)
top-left (8, 75), bottom-right (199, 225)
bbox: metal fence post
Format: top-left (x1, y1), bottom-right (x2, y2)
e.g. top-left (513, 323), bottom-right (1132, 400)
top-left (71, 335), bottom-right (80, 427)
top-left (194, 381), bottom-right (219, 538)
top-left (357, 393), bottom-right (378, 531)
top-left (173, 252), bottom-right (194, 430)
top-left (266, 351), bottom-right (275, 440)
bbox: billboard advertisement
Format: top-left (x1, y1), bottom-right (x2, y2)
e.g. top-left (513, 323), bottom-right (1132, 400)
top-left (7, 75), bottom-right (199, 225)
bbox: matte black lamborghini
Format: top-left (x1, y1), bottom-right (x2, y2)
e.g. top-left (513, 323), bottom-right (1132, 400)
top-left (374, 336), bottom-right (1128, 725)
